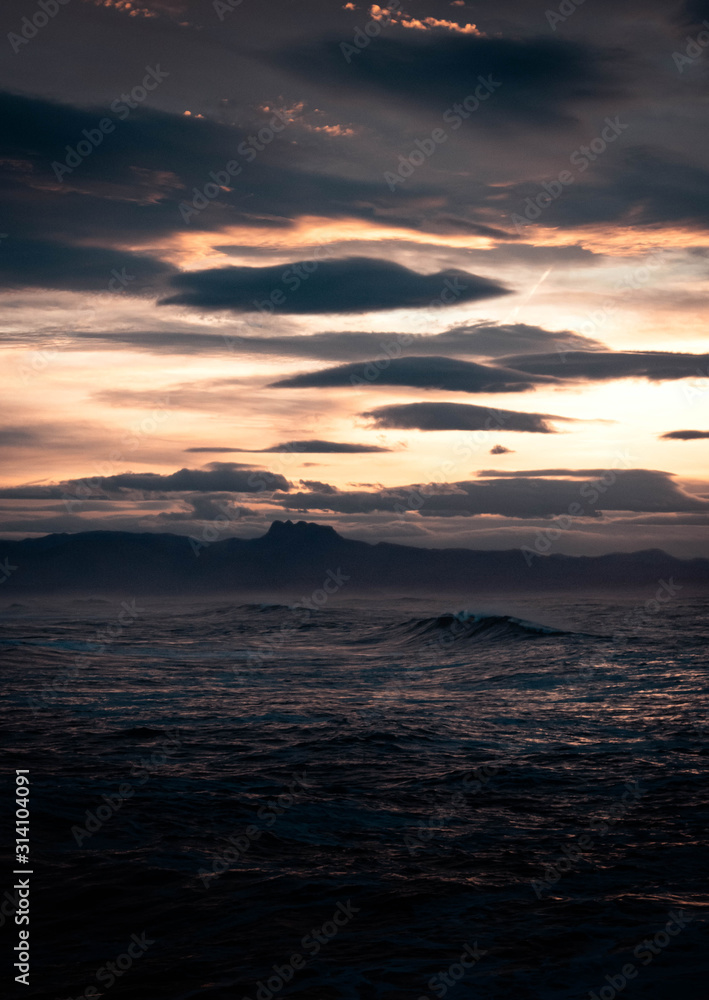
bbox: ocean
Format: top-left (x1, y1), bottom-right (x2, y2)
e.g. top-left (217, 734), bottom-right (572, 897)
top-left (2, 595), bottom-right (708, 999)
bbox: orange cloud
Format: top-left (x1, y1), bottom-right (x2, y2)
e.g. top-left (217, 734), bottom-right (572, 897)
top-left (369, 4), bottom-right (482, 34)
top-left (84, 0), bottom-right (158, 18)
top-left (304, 124), bottom-right (356, 136)
top-left (149, 216), bottom-right (498, 269)
top-left (502, 224), bottom-right (709, 256)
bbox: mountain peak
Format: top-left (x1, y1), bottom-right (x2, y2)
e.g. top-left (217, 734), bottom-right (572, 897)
top-left (264, 519), bottom-right (340, 541)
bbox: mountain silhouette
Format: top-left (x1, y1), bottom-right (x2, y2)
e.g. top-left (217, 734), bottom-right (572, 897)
top-left (2, 520), bottom-right (707, 595)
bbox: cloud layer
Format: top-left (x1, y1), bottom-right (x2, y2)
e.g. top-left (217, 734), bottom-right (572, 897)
top-left (361, 402), bottom-right (573, 433)
top-left (186, 440), bottom-right (391, 453)
top-left (270, 356), bottom-right (559, 393)
top-left (161, 258), bottom-right (510, 314)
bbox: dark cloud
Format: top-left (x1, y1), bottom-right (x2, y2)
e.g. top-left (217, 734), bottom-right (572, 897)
top-left (276, 470), bottom-right (709, 519)
top-left (490, 445), bottom-right (514, 454)
top-left (0, 427), bottom-right (40, 446)
top-left (87, 464), bottom-right (291, 495)
top-left (271, 356), bottom-right (559, 393)
top-left (0, 486), bottom-right (78, 501)
top-left (0, 89), bottom-right (503, 251)
top-left (497, 350), bottom-right (709, 382)
top-left (474, 468), bottom-right (653, 478)
top-left (660, 429), bottom-right (709, 440)
top-left (438, 322), bottom-right (606, 357)
top-left (299, 480), bottom-right (339, 494)
top-left (0, 463), bottom-right (290, 499)
top-left (674, 0), bottom-right (709, 25)
top-left (186, 440), bottom-right (391, 453)
top-left (73, 321), bottom-right (604, 360)
top-left (361, 402), bottom-right (573, 433)
top-left (279, 33), bottom-right (625, 127)
top-left (0, 239), bottom-right (173, 295)
top-left (160, 258), bottom-right (509, 314)
top-left (3, 82), bottom-right (703, 275)
top-left (155, 495), bottom-right (257, 523)
top-left (263, 440), bottom-right (391, 453)
top-left (508, 150), bottom-right (709, 233)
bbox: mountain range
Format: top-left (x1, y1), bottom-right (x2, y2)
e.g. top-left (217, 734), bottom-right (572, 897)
top-left (2, 521), bottom-right (707, 596)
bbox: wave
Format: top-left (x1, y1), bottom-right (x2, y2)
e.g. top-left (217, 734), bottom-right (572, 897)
top-left (379, 611), bottom-right (574, 646)
top-left (234, 603), bottom-right (294, 613)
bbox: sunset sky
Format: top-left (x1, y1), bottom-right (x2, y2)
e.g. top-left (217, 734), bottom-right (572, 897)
top-left (2, 0), bottom-right (709, 555)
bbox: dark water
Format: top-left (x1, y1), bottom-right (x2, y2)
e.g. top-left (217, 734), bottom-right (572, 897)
top-left (1, 595), bottom-right (708, 999)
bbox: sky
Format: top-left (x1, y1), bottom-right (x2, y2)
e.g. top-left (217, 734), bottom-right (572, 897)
top-left (1, 0), bottom-right (709, 556)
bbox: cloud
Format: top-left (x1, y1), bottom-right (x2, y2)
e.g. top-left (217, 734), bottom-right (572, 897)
top-left (270, 356), bottom-right (559, 393)
top-left (0, 89), bottom-right (507, 251)
top-left (299, 480), bottom-right (339, 494)
top-left (0, 239), bottom-right (173, 294)
top-left (497, 350), bottom-right (709, 382)
top-left (0, 463), bottom-right (290, 499)
top-left (474, 468), bottom-right (656, 478)
top-left (275, 470), bottom-right (709, 518)
top-left (264, 440), bottom-right (391, 453)
top-left (186, 440), bottom-right (391, 453)
top-left (369, 6), bottom-right (482, 34)
top-left (361, 402), bottom-right (573, 432)
top-left (154, 495), bottom-right (257, 522)
top-left (508, 149), bottom-right (709, 234)
top-left (0, 427), bottom-right (41, 446)
top-left (674, 0), bottom-right (709, 26)
top-left (437, 322), bottom-right (606, 357)
top-left (160, 258), bottom-right (510, 314)
top-left (279, 33), bottom-right (625, 127)
top-left (660, 430), bottom-right (709, 440)
top-left (490, 445), bottom-right (514, 454)
top-left (87, 464), bottom-right (291, 495)
top-left (73, 321), bottom-right (604, 361)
